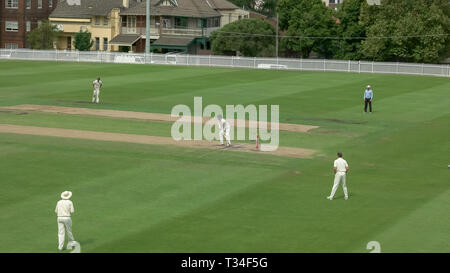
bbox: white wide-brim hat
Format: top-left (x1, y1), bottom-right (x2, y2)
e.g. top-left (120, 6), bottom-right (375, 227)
top-left (61, 191), bottom-right (72, 200)
top-left (367, 85), bottom-right (371, 88)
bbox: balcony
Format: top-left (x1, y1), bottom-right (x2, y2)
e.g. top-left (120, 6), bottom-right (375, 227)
top-left (121, 26), bottom-right (160, 36)
top-left (121, 26), bottom-right (220, 37)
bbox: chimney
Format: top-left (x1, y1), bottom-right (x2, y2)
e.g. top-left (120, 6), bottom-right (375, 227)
top-left (123, 0), bottom-right (129, 8)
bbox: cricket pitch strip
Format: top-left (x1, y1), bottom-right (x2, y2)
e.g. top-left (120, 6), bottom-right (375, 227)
top-left (0, 105), bottom-right (319, 133)
top-left (0, 124), bottom-right (316, 158)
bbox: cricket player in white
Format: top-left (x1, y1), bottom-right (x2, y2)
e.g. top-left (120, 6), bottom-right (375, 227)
top-left (327, 152), bottom-right (349, 200)
top-left (55, 191), bottom-right (75, 251)
top-left (92, 77), bottom-right (102, 103)
top-left (217, 114), bottom-right (231, 146)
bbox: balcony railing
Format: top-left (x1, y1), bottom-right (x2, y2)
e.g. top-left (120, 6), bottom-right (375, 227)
top-left (121, 26), bottom-right (159, 36)
top-left (121, 26), bottom-right (220, 37)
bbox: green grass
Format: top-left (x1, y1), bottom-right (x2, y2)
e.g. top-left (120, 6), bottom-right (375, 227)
top-left (0, 60), bottom-right (449, 253)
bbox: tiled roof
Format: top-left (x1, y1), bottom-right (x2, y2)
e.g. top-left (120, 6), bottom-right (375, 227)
top-left (121, 0), bottom-right (222, 18)
top-left (50, 0), bottom-right (139, 18)
top-left (206, 0), bottom-right (238, 10)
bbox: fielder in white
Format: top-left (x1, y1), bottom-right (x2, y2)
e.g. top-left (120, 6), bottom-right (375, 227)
top-left (327, 152), bottom-right (349, 200)
top-left (55, 191), bottom-right (75, 251)
top-left (92, 77), bottom-right (102, 103)
top-left (217, 114), bottom-right (231, 147)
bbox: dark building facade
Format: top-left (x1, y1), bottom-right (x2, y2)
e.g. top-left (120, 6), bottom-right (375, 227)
top-left (0, 0), bottom-right (57, 48)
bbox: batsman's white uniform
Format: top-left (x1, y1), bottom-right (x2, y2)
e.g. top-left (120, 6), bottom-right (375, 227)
top-left (92, 79), bottom-right (102, 103)
top-left (329, 157), bottom-right (349, 199)
top-left (55, 199), bottom-right (75, 250)
top-left (218, 117), bottom-right (231, 146)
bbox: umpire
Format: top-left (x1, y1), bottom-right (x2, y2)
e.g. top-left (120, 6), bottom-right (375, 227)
top-left (364, 85), bottom-right (374, 113)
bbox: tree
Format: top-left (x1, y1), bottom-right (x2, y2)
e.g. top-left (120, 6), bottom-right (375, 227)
top-left (210, 18), bottom-right (276, 57)
top-left (334, 0), bottom-right (366, 60)
top-left (27, 20), bottom-right (60, 49)
top-left (73, 30), bottom-right (94, 51)
top-left (360, 0), bottom-right (450, 63)
top-left (278, 0), bottom-right (338, 58)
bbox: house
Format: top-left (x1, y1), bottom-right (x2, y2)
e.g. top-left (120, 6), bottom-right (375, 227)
top-left (49, 0), bottom-right (139, 51)
top-left (322, 0), bottom-right (380, 9)
top-left (110, 0), bottom-right (249, 54)
top-left (207, 0), bottom-right (249, 27)
top-left (0, 0), bottom-right (57, 49)
top-left (322, 0), bottom-right (343, 10)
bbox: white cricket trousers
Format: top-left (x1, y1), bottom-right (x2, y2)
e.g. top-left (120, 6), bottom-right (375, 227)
top-left (220, 129), bottom-right (231, 145)
top-left (92, 90), bottom-right (100, 103)
top-left (57, 217), bottom-right (75, 250)
top-left (330, 172), bottom-right (348, 199)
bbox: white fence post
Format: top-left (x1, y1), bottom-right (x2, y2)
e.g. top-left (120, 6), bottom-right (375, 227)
top-left (324, 59), bottom-right (326, 72)
top-left (209, 55), bottom-right (211, 67)
top-left (422, 63), bottom-right (424, 76)
top-left (396, 62), bottom-right (399, 74)
top-left (358, 61), bottom-right (361, 73)
top-left (300, 58), bottom-right (303, 71)
top-left (372, 61), bottom-right (374, 73)
top-left (348, 60), bottom-right (350, 73)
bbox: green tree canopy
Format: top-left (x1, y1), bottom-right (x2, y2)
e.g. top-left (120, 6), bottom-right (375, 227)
top-left (334, 0), bottom-right (366, 60)
top-left (210, 18), bottom-right (276, 57)
top-left (278, 0), bottom-right (338, 58)
top-left (360, 0), bottom-right (450, 63)
top-left (73, 30), bottom-right (94, 51)
top-left (27, 20), bottom-right (60, 50)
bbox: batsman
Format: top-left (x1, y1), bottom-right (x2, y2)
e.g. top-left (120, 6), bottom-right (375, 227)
top-left (217, 114), bottom-right (231, 147)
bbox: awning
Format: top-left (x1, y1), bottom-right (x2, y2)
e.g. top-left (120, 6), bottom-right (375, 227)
top-left (151, 35), bottom-right (196, 50)
top-left (109, 34), bottom-right (141, 46)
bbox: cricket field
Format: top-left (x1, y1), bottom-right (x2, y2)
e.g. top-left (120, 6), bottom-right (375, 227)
top-left (0, 60), bottom-right (449, 253)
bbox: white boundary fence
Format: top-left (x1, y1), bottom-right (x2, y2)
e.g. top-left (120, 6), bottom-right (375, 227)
top-left (1, 49), bottom-right (449, 77)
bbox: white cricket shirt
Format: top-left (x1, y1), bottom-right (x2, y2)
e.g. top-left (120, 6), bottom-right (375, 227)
top-left (93, 80), bottom-right (102, 91)
top-left (334, 158), bottom-right (348, 173)
top-left (55, 200), bottom-right (74, 217)
top-left (218, 118), bottom-right (230, 131)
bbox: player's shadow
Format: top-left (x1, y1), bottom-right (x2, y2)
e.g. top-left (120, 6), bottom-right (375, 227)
top-left (80, 238), bottom-right (96, 247)
top-left (333, 193), bottom-right (355, 200)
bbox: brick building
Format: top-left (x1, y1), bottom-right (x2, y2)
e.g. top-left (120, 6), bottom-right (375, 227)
top-left (0, 0), bottom-right (57, 48)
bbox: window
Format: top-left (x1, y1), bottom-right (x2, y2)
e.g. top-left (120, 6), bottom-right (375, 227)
top-left (104, 17), bottom-right (109, 26)
top-left (38, 0), bottom-right (42, 8)
top-left (67, 37), bottom-right (72, 49)
top-left (103, 38), bottom-right (108, 51)
top-left (95, 17), bottom-right (100, 25)
top-left (5, 43), bottom-right (19, 49)
top-left (49, 0), bottom-right (52, 7)
top-left (174, 17), bottom-right (187, 28)
top-left (95, 37), bottom-right (100, 50)
top-left (26, 21), bottom-right (31, 32)
top-left (5, 21), bottom-right (19, 32)
top-left (6, 0), bottom-right (19, 8)
top-left (37, 20), bottom-right (42, 27)
top-left (26, 0), bottom-right (31, 9)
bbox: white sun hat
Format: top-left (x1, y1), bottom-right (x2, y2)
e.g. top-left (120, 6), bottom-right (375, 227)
top-left (61, 191), bottom-right (72, 200)
top-left (367, 85), bottom-right (371, 88)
